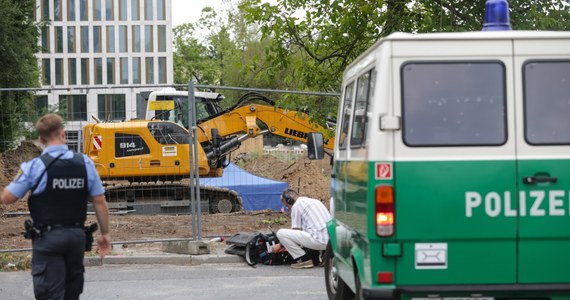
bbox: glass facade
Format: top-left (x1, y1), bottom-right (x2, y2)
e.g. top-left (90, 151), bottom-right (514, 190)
top-left (119, 0), bottom-right (127, 20)
top-left (133, 57), bottom-right (140, 84)
top-left (68, 0), bottom-right (76, 21)
top-left (95, 58), bottom-right (103, 84)
top-left (131, 0), bottom-right (140, 20)
top-left (42, 59), bottom-right (50, 85)
top-left (106, 0), bottom-right (114, 20)
top-left (55, 27), bottom-right (63, 53)
top-left (157, 0), bottom-right (165, 20)
top-left (158, 25), bottom-right (166, 52)
top-left (54, 0), bottom-right (62, 21)
top-left (93, 26), bottom-right (102, 53)
top-left (81, 58), bottom-right (89, 84)
top-left (132, 25), bottom-right (141, 52)
top-left (59, 95), bottom-right (87, 121)
top-left (55, 58), bottom-right (64, 85)
top-left (80, 0), bottom-right (88, 21)
top-left (145, 57), bottom-right (154, 84)
top-left (145, 0), bottom-right (153, 20)
top-left (68, 58), bottom-right (77, 85)
top-left (107, 58), bottom-right (115, 84)
top-left (94, 0), bottom-right (102, 21)
top-left (67, 26), bottom-right (76, 53)
top-left (119, 25), bottom-right (127, 52)
top-left (41, 27), bottom-right (49, 53)
top-left (120, 57), bottom-right (128, 84)
top-left (98, 94), bottom-right (126, 120)
top-left (81, 26), bottom-right (89, 53)
top-left (158, 57), bottom-right (166, 84)
top-left (145, 25), bottom-right (153, 52)
top-left (106, 26), bottom-right (115, 52)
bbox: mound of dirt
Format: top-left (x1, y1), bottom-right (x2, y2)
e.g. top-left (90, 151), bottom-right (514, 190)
top-left (234, 153), bottom-right (332, 205)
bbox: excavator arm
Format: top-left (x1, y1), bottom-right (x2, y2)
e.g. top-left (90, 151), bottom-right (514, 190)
top-left (195, 103), bottom-right (335, 164)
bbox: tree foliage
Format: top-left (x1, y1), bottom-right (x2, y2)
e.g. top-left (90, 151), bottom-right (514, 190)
top-left (0, 0), bottom-right (40, 152)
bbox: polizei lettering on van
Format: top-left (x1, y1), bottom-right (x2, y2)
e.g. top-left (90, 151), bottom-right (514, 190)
top-left (52, 178), bottom-right (85, 189)
top-left (466, 191), bottom-right (569, 217)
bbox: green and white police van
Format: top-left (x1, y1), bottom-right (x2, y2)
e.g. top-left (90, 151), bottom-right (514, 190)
top-left (307, 1), bottom-right (570, 299)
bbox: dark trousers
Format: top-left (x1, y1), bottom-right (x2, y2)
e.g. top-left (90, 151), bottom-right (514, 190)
top-left (31, 228), bottom-right (86, 300)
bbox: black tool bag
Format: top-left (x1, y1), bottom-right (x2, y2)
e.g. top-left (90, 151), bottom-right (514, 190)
top-left (225, 232), bottom-right (294, 266)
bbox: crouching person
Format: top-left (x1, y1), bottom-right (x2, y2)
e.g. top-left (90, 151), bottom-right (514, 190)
top-left (272, 188), bottom-right (331, 269)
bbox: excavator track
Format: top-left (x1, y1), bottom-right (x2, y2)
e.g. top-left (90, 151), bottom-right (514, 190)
top-left (98, 180), bottom-right (242, 214)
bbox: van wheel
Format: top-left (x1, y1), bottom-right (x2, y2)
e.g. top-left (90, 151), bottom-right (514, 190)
top-left (324, 242), bottom-right (354, 300)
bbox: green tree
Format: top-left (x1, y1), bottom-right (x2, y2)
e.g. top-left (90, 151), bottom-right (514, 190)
top-left (0, 0), bottom-right (40, 152)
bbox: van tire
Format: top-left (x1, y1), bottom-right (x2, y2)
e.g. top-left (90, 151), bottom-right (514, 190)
top-left (324, 241), bottom-right (354, 300)
top-left (354, 267), bottom-right (364, 300)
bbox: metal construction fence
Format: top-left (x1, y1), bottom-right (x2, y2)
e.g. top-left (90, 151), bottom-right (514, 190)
top-left (0, 83), bottom-right (338, 251)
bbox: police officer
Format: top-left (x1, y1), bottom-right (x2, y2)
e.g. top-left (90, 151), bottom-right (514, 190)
top-left (1, 113), bottom-right (111, 300)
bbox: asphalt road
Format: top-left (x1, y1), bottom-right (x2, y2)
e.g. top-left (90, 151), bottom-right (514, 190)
top-left (0, 263), bottom-right (328, 300)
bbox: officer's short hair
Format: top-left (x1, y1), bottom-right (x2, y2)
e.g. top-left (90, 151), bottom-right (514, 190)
top-left (36, 113), bottom-right (64, 141)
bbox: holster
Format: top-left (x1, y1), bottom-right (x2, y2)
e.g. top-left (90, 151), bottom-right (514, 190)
top-left (84, 223), bottom-right (98, 252)
top-left (23, 219), bottom-right (42, 240)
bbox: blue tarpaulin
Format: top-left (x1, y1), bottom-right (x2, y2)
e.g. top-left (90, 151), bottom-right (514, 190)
top-left (201, 163), bottom-right (288, 211)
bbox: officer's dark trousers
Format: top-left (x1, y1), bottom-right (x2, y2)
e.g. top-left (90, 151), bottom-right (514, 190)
top-left (31, 228), bottom-right (86, 300)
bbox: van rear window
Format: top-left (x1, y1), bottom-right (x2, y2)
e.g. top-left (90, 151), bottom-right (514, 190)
top-left (524, 61), bottom-right (570, 145)
top-left (401, 62), bottom-right (506, 146)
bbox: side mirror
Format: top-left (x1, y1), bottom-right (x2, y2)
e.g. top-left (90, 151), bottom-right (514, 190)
top-left (307, 132), bottom-right (325, 160)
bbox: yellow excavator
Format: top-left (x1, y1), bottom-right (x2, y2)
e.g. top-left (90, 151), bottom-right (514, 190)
top-left (82, 92), bottom-right (335, 214)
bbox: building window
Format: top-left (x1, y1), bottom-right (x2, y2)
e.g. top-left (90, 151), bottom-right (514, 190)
top-left (81, 26), bottom-right (89, 53)
top-left (119, 0), bottom-right (127, 20)
top-left (95, 58), bottom-right (103, 85)
top-left (68, 0), bottom-right (76, 21)
top-left (132, 25), bottom-right (141, 52)
top-left (36, 96), bottom-right (49, 115)
top-left (98, 94), bottom-right (126, 120)
top-left (133, 57), bottom-right (141, 84)
top-left (94, 26), bottom-right (102, 53)
top-left (120, 57), bottom-right (128, 84)
top-left (158, 25), bottom-right (166, 52)
top-left (106, 0), bottom-right (114, 20)
top-left (54, 0), bottom-right (62, 21)
top-left (131, 0), bottom-right (140, 20)
top-left (145, 0), bottom-right (153, 20)
top-left (42, 0), bottom-right (50, 20)
top-left (94, 0), bottom-right (102, 21)
top-left (55, 59), bottom-right (63, 85)
top-left (145, 25), bottom-right (153, 52)
top-left (42, 59), bottom-right (51, 86)
top-left (79, 0), bottom-right (88, 21)
top-left (41, 27), bottom-right (50, 53)
top-left (158, 57), bottom-right (166, 84)
top-left (55, 26), bottom-right (63, 53)
top-left (157, 0), bottom-right (165, 20)
top-left (145, 57), bottom-right (154, 84)
top-left (59, 95), bottom-right (87, 121)
top-left (68, 58), bottom-right (77, 85)
top-left (107, 58), bottom-right (115, 84)
top-left (81, 58), bottom-right (90, 84)
top-left (106, 26), bottom-right (115, 52)
top-left (67, 26), bottom-right (76, 53)
top-left (119, 25), bottom-right (127, 53)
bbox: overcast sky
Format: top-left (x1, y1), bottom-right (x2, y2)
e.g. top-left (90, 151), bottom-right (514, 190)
top-left (171, 0), bottom-right (228, 27)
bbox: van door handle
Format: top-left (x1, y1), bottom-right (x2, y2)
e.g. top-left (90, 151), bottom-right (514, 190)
top-left (523, 176), bottom-right (557, 185)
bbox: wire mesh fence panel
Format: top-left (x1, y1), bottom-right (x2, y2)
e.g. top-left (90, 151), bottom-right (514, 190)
top-left (0, 85), bottom-right (337, 250)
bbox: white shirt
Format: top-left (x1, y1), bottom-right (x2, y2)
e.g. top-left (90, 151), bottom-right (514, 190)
top-left (291, 196), bottom-right (332, 244)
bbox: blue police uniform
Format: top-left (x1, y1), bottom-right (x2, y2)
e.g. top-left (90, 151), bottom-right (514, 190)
top-left (7, 144), bottom-right (104, 300)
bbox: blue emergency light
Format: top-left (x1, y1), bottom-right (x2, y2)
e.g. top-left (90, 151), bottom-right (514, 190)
top-left (482, 0), bottom-right (512, 31)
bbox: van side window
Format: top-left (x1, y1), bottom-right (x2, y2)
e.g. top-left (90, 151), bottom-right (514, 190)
top-left (350, 69), bottom-right (375, 148)
top-left (339, 82), bottom-right (355, 149)
top-left (523, 60), bottom-right (570, 145)
top-left (401, 62), bottom-right (506, 146)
